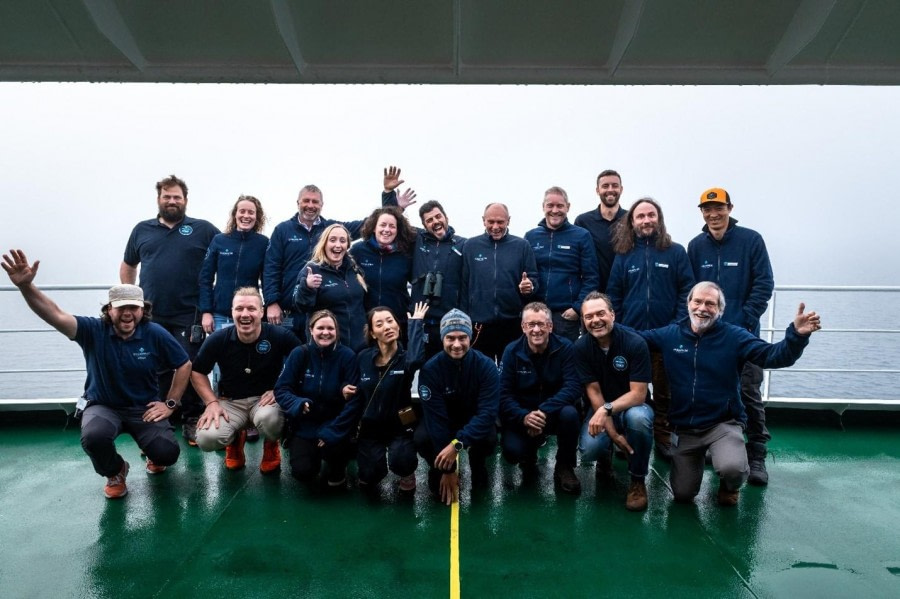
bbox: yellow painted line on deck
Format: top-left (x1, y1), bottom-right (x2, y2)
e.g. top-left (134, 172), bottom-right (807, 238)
top-left (450, 498), bottom-right (460, 599)
top-left (449, 453), bottom-right (461, 599)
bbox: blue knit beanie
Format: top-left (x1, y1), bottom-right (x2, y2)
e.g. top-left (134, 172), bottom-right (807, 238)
top-left (440, 309), bottom-right (473, 339)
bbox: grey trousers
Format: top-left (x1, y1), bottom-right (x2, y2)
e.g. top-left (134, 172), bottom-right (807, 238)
top-left (670, 420), bottom-right (749, 502)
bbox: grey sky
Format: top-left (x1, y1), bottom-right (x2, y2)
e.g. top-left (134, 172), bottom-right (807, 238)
top-left (2, 82), bottom-right (898, 286)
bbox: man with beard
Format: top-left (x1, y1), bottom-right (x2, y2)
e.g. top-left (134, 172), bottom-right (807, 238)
top-left (461, 203), bottom-right (538, 364)
top-left (4, 250), bottom-right (190, 499)
top-left (498, 302), bottom-right (582, 494)
top-left (688, 187), bottom-right (775, 486)
top-left (191, 288), bottom-right (300, 473)
top-left (417, 309), bottom-right (500, 505)
top-left (120, 174), bottom-right (219, 446)
top-left (640, 282), bottom-right (821, 506)
top-left (575, 292), bottom-right (654, 511)
top-left (382, 167), bottom-right (464, 358)
top-left (606, 197), bottom-right (694, 459)
top-left (574, 170), bottom-right (628, 292)
top-left (688, 188), bottom-right (775, 486)
top-left (525, 187), bottom-right (599, 342)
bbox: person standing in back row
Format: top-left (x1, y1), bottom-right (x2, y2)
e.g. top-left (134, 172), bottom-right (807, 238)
top-left (461, 203), bottom-right (538, 364)
top-left (120, 174), bottom-right (219, 446)
top-left (688, 187), bottom-right (774, 486)
top-left (574, 169), bottom-right (628, 293)
top-left (606, 197), bottom-right (694, 460)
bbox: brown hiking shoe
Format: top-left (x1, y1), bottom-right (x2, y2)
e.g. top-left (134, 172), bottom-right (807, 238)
top-left (259, 438), bottom-right (281, 474)
top-left (145, 457), bottom-right (166, 474)
top-left (553, 465), bottom-right (582, 495)
top-left (225, 430), bottom-right (247, 470)
top-left (625, 479), bottom-right (648, 511)
top-left (717, 480), bottom-right (740, 507)
top-left (104, 460), bottom-right (130, 499)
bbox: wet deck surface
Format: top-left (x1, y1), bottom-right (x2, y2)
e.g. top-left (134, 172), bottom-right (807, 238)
top-left (1, 418), bottom-right (899, 598)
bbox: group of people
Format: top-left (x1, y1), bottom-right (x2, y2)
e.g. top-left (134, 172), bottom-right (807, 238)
top-left (3, 167), bottom-right (822, 509)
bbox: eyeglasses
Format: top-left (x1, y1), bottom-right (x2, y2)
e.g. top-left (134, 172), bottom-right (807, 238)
top-left (523, 321), bottom-right (550, 330)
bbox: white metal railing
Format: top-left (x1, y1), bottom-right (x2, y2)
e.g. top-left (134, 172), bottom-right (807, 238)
top-left (760, 285), bottom-right (900, 412)
top-left (2, 284), bottom-right (899, 412)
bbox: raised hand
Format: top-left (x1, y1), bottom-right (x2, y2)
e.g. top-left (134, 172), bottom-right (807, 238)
top-left (397, 188), bottom-right (417, 210)
top-left (408, 301), bottom-right (430, 320)
top-left (2, 249), bottom-right (39, 287)
top-left (793, 302), bottom-right (822, 336)
top-left (383, 165), bottom-right (404, 192)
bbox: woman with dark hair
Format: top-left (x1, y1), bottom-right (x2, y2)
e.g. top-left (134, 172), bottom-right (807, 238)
top-left (293, 223), bottom-right (368, 351)
top-left (198, 194), bottom-right (269, 333)
top-left (354, 302), bottom-right (428, 495)
top-left (349, 206), bottom-right (416, 340)
top-left (274, 309), bottom-right (359, 487)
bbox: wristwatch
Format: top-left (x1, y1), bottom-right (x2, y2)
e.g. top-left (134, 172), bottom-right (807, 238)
top-left (452, 438), bottom-right (464, 452)
top-left (603, 402), bottom-right (614, 416)
top-left (164, 398), bottom-right (180, 410)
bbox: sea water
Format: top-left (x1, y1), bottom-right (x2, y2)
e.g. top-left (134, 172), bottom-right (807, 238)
top-left (1, 288), bottom-right (898, 401)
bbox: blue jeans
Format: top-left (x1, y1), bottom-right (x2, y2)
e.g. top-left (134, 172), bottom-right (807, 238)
top-left (210, 315), bottom-right (234, 394)
top-left (501, 404), bottom-right (580, 468)
top-left (579, 403), bottom-right (654, 478)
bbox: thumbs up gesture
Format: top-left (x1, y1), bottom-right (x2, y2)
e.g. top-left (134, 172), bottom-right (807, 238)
top-left (518, 271), bottom-right (534, 295)
top-left (306, 266), bottom-right (323, 289)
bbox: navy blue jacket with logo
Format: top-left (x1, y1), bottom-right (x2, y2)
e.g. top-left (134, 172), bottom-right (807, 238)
top-left (525, 219), bottom-right (600, 314)
top-left (354, 319), bottom-right (426, 439)
top-left (263, 215), bottom-right (364, 309)
top-left (274, 341), bottom-right (360, 445)
top-left (382, 190), bottom-right (467, 322)
top-left (293, 257), bottom-right (368, 351)
top-left (460, 232), bottom-right (538, 323)
top-left (418, 348), bottom-right (500, 450)
top-left (349, 237), bottom-right (413, 327)
top-left (640, 318), bottom-right (810, 430)
top-left (498, 333), bottom-right (581, 427)
top-left (606, 235), bottom-right (695, 330)
top-left (198, 230), bottom-right (269, 317)
top-left (687, 218), bottom-right (774, 336)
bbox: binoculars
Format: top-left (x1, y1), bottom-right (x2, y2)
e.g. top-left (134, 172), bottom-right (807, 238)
top-left (422, 271), bottom-right (443, 300)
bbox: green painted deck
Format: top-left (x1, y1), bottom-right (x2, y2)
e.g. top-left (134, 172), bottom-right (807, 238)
top-left (1, 418), bottom-right (898, 598)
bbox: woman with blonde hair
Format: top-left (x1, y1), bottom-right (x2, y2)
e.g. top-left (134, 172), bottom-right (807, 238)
top-left (293, 223), bottom-right (368, 351)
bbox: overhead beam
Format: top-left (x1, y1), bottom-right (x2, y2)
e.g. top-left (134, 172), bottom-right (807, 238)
top-left (270, 0), bottom-right (308, 77)
top-left (81, 0), bottom-right (147, 71)
top-left (766, 0), bottom-right (837, 77)
top-left (607, 0), bottom-right (647, 78)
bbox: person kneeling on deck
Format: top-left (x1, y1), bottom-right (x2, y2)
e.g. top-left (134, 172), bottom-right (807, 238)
top-left (639, 281), bottom-right (821, 506)
top-left (416, 309), bottom-right (499, 505)
top-left (498, 302), bottom-right (582, 494)
top-left (191, 288), bottom-right (300, 473)
top-left (3, 250), bottom-right (190, 499)
top-left (575, 292), bottom-right (654, 511)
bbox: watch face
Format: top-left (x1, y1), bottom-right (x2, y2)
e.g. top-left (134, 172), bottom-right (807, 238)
top-left (165, 399), bottom-right (177, 410)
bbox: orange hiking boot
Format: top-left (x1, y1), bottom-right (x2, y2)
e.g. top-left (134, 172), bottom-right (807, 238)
top-left (259, 438), bottom-right (281, 474)
top-left (104, 460), bottom-right (130, 499)
top-left (225, 430), bottom-right (247, 470)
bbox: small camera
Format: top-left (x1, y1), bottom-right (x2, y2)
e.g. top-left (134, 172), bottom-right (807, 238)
top-left (189, 325), bottom-right (206, 344)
